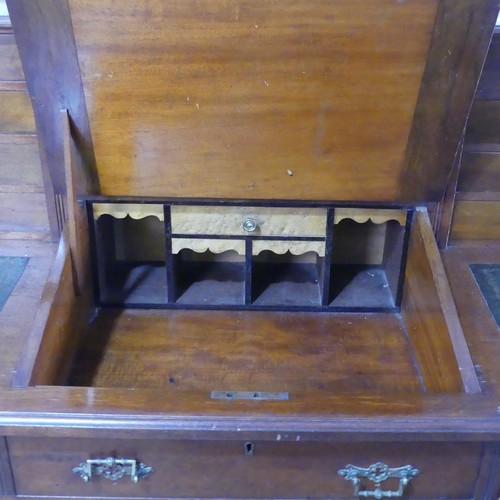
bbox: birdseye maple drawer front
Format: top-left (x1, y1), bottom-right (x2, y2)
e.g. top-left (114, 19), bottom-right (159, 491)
top-left (170, 205), bottom-right (328, 237)
top-left (7, 437), bottom-right (482, 499)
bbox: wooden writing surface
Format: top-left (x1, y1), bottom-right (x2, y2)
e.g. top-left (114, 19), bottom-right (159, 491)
top-left (69, 0), bottom-right (437, 201)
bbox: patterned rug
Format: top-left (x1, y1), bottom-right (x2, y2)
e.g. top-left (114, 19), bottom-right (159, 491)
top-left (470, 264), bottom-right (500, 328)
top-left (0, 256), bottom-right (29, 311)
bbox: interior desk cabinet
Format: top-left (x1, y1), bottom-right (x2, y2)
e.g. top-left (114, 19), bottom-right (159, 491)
top-left (1, 0), bottom-right (500, 499)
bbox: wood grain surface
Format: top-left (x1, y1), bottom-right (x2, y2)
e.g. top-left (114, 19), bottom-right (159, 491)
top-left (69, 308), bottom-right (422, 394)
top-left (69, 0), bottom-right (436, 201)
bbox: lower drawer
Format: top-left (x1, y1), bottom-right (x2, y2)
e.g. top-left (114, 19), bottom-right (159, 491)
top-left (8, 437), bottom-right (482, 499)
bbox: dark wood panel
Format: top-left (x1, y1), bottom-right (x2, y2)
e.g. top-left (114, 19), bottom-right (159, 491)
top-left (62, 109), bottom-right (92, 296)
top-left (465, 100), bottom-right (500, 146)
top-left (475, 34), bottom-right (500, 100)
top-left (69, 0), bottom-right (436, 201)
top-left (0, 437), bottom-right (14, 496)
top-left (0, 192), bottom-right (49, 232)
top-left (0, 33), bottom-right (24, 81)
top-left (474, 444), bottom-right (500, 500)
top-left (6, 0), bottom-right (100, 239)
top-left (450, 201), bottom-right (500, 241)
top-left (0, 91), bottom-right (34, 133)
top-left (0, 141), bottom-right (43, 189)
top-left (458, 152), bottom-right (500, 193)
top-left (8, 437), bottom-right (483, 499)
top-left (401, 211), bottom-right (470, 393)
top-left (400, 0), bottom-right (498, 201)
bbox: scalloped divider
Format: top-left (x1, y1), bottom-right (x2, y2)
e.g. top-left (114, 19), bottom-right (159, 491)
top-left (334, 208), bottom-right (406, 226)
top-left (93, 203), bottom-right (164, 221)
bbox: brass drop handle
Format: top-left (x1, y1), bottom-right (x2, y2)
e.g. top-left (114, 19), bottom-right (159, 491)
top-left (72, 457), bottom-right (153, 483)
top-left (338, 462), bottom-right (419, 499)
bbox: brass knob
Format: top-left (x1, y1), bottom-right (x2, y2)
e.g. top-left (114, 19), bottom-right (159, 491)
top-left (243, 218), bottom-right (258, 232)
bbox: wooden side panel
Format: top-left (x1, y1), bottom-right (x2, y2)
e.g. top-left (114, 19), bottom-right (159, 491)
top-left (62, 110), bottom-right (92, 295)
top-left (401, 210), bottom-right (479, 393)
top-left (450, 201), bottom-right (500, 241)
top-left (400, 0), bottom-right (498, 201)
top-left (69, 0), bottom-right (436, 201)
top-left (12, 230), bottom-right (91, 387)
top-left (13, 112), bottom-right (95, 387)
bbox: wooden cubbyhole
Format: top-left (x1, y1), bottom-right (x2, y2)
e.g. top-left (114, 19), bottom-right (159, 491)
top-left (328, 210), bottom-right (409, 309)
top-left (171, 239), bottom-right (246, 306)
top-left (92, 208), bottom-right (167, 306)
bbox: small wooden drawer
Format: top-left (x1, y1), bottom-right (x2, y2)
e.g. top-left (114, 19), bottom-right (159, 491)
top-left (170, 205), bottom-right (327, 237)
top-left (7, 437), bottom-right (483, 499)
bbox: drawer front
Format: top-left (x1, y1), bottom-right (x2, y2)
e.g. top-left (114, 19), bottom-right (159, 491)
top-left (8, 437), bottom-right (482, 499)
top-left (170, 205), bottom-right (327, 237)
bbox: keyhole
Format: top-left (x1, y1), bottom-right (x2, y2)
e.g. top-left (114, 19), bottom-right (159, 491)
top-left (244, 442), bottom-right (254, 456)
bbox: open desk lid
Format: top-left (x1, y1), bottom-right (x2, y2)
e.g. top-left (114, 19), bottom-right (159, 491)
top-left (8, 0), bottom-right (499, 204)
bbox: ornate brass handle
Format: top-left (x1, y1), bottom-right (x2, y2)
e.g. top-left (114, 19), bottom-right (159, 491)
top-left (338, 461), bottom-right (419, 499)
top-left (72, 457), bottom-right (153, 483)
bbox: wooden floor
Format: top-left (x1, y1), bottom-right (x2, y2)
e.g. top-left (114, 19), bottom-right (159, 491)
top-left (0, 236), bottom-right (56, 388)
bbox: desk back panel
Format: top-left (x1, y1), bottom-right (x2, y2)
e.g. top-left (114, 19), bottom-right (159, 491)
top-left (69, 0), bottom-right (436, 201)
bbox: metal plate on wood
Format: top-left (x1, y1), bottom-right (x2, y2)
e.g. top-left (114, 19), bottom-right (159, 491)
top-left (211, 391), bottom-right (289, 401)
